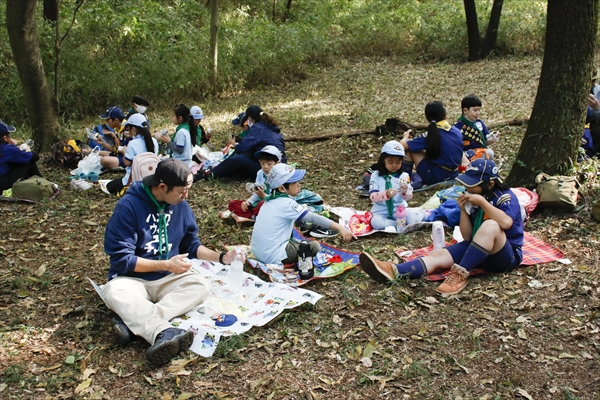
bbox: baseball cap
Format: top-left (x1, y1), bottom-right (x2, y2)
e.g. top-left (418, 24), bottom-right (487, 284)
top-left (254, 145), bottom-right (282, 161)
top-left (142, 158), bottom-right (192, 187)
top-left (456, 158), bottom-right (499, 187)
top-left (593, 67), bottom-right (600, 80)
top-left (381, 140), bottom-right (406, 157)
top-left (190, 105), bottom-right (204, 120)
top-left (268, 163), bottom-right (306, 188)
top-left (124, 113), bottom-right (149, 129)
top-left (245, 105), bottom-right (263, 121)
top-left (232, 112), bottom-right (248, 126)
top-left (100, 106), bottom-right (125, 120)
top-left (0, 121), bottom-right (16, 136)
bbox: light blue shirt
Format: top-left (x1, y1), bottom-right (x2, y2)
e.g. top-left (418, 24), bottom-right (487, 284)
top-left (122, 136), bottom-right (159, 185)
top-left (171, 127), bottom-right (193, 168)
top-left (250, 196), bottom-right (308, 264)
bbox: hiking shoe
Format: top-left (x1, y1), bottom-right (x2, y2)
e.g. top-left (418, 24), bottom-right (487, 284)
top-left (309, 228), bottom-right (338, 238)
top-left (145, 328), bottom-right (195, 366)
top-left (111, 317), bottom-right (134, 346)
top-left (436, 264), bottom-right (469, 296)
top-left (359, 253), bottom-right (397, 284)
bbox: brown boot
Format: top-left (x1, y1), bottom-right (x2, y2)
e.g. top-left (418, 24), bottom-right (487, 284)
top-left (359, 253), bottom-right (397, 284)
top-left (436, 264), bottom-right (469, 296)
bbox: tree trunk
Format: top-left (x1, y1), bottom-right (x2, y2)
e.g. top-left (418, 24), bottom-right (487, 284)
top-left (43, 0), bottom-right (58, 22)
top-left (209, 0), bottom-right (219, 93)
top-left (6, 0), bottom-right (60, 151)
top-left (506, 0), bottom-right (598, 187)
top-left (463, 0), bottom-right (481, 61)
top-left (480, 0), bottom-right (504, 58)
top-left (283, 0), bottom-right (293, 22)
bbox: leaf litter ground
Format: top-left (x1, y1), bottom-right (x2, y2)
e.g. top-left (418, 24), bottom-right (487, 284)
top-left (1, 55), bottom-right (600, 399)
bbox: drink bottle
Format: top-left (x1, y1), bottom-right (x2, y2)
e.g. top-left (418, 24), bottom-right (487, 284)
top-left (432, 221), bottom-right (445, 250)
top-left (297, 240), bottom-right (314, 280)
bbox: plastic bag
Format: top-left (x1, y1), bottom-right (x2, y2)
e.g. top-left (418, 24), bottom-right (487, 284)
top-left (71, 146), bottom-right (102, 176)
top-left (348, 211), bottom-right (373, 236)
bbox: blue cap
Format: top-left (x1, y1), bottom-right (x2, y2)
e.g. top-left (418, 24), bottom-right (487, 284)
top-left (100, 106), bottom-right (125, 120)
top-left (214, 314), bottom-right (237, 327)
top-left (0, 121), bottom-right (16, 136)
top-left (232, 112), bottom-right (248, 126)
top-left (456, 158), bottom-right (499, 187)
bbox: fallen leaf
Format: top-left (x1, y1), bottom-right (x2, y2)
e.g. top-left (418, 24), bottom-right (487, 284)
top-left (82, 368), bottom-right (96, 380)
top-left (360, 357), bottom-right (372, 368)
top-left (74, 378), bottom-right (92, 394)
top-left (424, 296), bottom-right (438, 304)
top-left (517, 329), bottom-right (527, 339)
top-left (515, 388), bottom-right (533, 399)
top-left (363, 341), bottom-right (376, 358)
top-left (558, 353), bottom-right (577, 359)
top-left (65, 355), bottom-right (75, 365)
top-left (177, 393), bottom-right (194, 400)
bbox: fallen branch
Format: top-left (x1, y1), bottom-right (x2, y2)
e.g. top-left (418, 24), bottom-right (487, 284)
top-left (285, 117), bottom-right (529, 142)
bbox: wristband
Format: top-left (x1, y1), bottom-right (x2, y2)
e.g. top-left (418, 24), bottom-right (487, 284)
top-left (219, 252), bottom-right (226, 264)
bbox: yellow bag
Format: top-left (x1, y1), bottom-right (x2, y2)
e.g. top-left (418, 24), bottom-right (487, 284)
top-left (535, 173), bottom-right (580, 212)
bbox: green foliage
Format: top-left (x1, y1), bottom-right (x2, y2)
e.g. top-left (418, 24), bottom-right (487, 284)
top-left (0, 0), bottom-right (550, 124)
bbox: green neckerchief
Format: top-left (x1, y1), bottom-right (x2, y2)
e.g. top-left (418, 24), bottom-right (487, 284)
top-left (471, 208), bottom-right (485, 238)
top-left (264, 190), bottom-right (290, 202)
top-left (458, 115), bottom-right (486, 147)
top-left (172, 122), bottom-right (190, 142)
top-left (251, 173), bottom-right (271, 207)
top-left (142, 184), bottom-right (169, 260)
top-left (383, 174), bottom-right (395, 219)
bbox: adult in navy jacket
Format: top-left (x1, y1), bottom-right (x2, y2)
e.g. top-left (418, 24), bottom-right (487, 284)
top-left (0, 121), bottom-right (42, 193)
top-left (197, 105), bottom-right (286, 181)
top-left (103, 159), bottom-right (238, 365)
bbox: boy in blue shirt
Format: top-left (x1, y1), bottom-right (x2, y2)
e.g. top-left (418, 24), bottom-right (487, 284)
top-left (90, 106), bottom-right (125, 155)
top-left (453, 95), bottom-right (498, 161)
top-left (250, 164), bottom-right (355, 265)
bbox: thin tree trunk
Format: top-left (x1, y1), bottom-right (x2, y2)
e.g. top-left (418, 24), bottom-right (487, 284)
top-left (507, 0), bottom-right (598, 187)
top-left (283, 0), bottom-right (292, 22)
top-left (272, 0), bottom-right (277, 21)
top-left (6, 0), bottom-right (60, 151)
top-left (209, 0), bottom-right (218, 93)
top-left (481, 0), bottom-right (504, 58)
top-left (463, 0), bottom-right (481, 61)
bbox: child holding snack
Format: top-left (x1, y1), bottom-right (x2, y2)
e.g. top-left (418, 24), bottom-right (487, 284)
top-left (368, 140), bottom-right (413, 230)
top-left (227, 145), bottom-right (281, 219)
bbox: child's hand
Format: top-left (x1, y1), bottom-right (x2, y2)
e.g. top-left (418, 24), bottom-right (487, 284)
top-left (589, 94), bottom-right (600, 110)
top-left (256, 186), bottom-right (266, 198)
top-left (241, 201), bottom-right (250, 211)
top-left (402, 129), bottom-right (413, 140)
top-left (386, 188), bottom-right (398, 198)
top-left (157, 135), bottom-right (170, 143)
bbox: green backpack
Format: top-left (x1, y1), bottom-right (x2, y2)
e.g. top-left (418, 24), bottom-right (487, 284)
top-left (12, 176), bottom-right (59, 201)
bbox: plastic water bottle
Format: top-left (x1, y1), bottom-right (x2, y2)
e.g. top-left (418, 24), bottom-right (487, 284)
top-left (395, 205), bottom-right (407, 233)
top-left (297, 240), bottom-right (314, 280)
top-left (432, 221), bottom-right (445, 250)
top-left (229, 249), bottom-right (244, 289)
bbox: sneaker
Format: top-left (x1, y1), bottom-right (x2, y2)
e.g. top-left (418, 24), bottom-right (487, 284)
top-left (295, 221), bottom-right (314, 234)
top-left (436, 264), bottom-right (469, 296)
top-left (193, 168), bottom-right (211, 183)
top-left (145, 328), bottom-right (194, 366)
top-left (111, 317), bottom-right (134, 346)
top-left (359, 253), bottom-right (397, 284)
top-left (309, 228), bottom-right (338, 238)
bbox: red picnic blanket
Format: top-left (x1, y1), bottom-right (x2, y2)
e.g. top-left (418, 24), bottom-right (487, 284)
top-left (395, 232), bottom-right (564, 281)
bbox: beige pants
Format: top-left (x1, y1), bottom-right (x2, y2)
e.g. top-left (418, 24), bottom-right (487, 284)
top-left (102, 272), bottom-right (209, 344)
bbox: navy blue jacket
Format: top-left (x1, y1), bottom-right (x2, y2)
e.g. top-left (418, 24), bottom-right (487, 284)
top-left (234, 122), bottom-right (287, 163)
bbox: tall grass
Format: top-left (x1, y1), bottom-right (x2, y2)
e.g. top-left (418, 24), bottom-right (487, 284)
top-left (0, 0), bottom-right (549, 125)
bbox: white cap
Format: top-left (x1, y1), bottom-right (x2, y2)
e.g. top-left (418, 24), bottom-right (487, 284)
top-left (190, 106), bottom-right (204, 120)
top-left (381, 140), bottom-right (406, 157)
top-left (268, 164), bottom-right (306, 188)
top-left (254, 145), bottom-right (282, 161)
top-left (124, 113), bottom-right (148, 129)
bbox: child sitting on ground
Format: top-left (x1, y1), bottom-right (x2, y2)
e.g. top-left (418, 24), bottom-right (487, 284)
top-left (359, 158), bottom-right (523, 296)
top-left (89, 106), bottom-right (125, 156)
top-left (453, 95), bottom-right (499, 161)
top-left (0, 121), bottom-right (42, 194)
top-left (124, 95), bottom-right (150, 123)
top-left (228, 145), bottom-right (281, 219)
top-left (400, 101), bottom-right (464, 187)
top-left (250, 164), bottom-right (356, 265)
top-left (368, 140), bottom-right (413, 230)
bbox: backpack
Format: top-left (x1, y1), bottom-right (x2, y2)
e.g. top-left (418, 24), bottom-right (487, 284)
top-left (12, 176), bottom-right (59, 201)
top-left (51, 140), bottom-right (84, 168)
top-left (130, 152), bottom-right (160, 184)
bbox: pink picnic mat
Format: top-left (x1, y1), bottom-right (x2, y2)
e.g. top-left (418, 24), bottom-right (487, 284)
top-left (395, 232), bottom-right (564, 281)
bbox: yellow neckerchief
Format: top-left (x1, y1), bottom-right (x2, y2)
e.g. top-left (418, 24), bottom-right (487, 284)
top-left (436, 120), bottom-right (452, 131)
